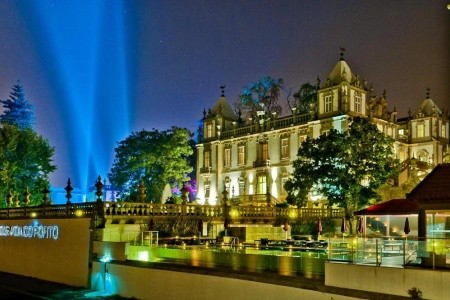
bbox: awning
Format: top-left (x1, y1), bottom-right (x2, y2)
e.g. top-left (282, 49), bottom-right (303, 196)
top-left (354, 199), bottom-right (419, 216)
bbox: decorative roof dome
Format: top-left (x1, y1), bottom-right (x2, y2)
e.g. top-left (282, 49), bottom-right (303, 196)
top-left (211, 95), bottom-right (236, 120)
top-left (414, 89), bottom-right (442, 117)
top-left (328, 59), bottom-right (355, 85)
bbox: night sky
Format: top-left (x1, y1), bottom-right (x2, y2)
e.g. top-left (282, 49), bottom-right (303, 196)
top-left (0, 1), bottom-right (448, 191)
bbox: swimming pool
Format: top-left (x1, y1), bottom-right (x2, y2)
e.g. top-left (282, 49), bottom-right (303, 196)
top-left (128, 244), bottom-right (327, 279)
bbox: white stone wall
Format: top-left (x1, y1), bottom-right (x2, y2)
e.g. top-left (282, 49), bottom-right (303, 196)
top-left (325, 262), bottom-right (450, 299)
top-left (92, 261), bottom-right (360, 300)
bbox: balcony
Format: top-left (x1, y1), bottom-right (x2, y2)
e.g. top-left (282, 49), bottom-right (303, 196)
top-left (199, 166), bottom-right (212, 174)
top-left (253, 160), bottom-right (270, 168)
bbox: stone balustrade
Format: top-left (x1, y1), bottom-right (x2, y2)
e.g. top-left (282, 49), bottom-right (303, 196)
top-left (102, 201), bottom-right (343, 222)
top-left (0, 202), bottom-right (101, 219)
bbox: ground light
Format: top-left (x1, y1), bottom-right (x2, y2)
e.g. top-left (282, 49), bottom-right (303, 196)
top-left (85, 254), bottom-right (116, 297)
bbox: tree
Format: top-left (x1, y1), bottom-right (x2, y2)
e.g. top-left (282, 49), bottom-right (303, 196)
top-left (0, 125), bottom-right (56, 206)
top-left (108, 127), bottom-right (194, 202)
top-left (291, 82), bottom-right (317, 114)
top-left (236, 76), bottom-right (283, 119)
top-left (1, 81), bottom-right (35, 130)
top-left (285, 117), bottom-right (399, 233)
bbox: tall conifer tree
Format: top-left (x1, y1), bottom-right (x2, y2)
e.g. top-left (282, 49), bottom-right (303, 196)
top-left (0, 80), bottom-right (35, 130)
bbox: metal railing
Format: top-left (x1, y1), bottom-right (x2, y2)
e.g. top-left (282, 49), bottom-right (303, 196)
top-left (141, 231), bottom-right (159, 247)
top-left (327, 236), bottom-right (450, 269)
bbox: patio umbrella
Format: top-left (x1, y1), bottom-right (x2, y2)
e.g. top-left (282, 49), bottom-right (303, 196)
top-left (317, 218), bottom-right (323, 235)
top-left (404, 217), bottom-right (411, 235)
top-left (357, 217), bottom-right (364, 234)
top-left (283, 219), bottom-right (289, 232)
top-left (149, 218), bottom-right (155, 231)
top-left (341, 217), bottom-right (347, 234)
top-left (198, 219), bottom-right (203, 234)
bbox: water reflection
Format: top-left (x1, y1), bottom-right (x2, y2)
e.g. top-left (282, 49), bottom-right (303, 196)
top-left (145, 246), bottom-right (326, 279)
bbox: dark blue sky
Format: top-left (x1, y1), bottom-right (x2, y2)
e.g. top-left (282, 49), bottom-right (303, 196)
top-left (0, 0), bottom-right (448, 190)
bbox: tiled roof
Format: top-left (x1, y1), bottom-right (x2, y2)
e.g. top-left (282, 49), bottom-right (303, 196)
top-left (407, 163), bottom-right (450, 201)
top-left (354, 199), bottom-right (419, 216)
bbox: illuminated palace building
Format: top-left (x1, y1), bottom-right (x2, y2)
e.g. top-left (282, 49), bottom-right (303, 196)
top-left (196, 55), bottom-right (449, 206)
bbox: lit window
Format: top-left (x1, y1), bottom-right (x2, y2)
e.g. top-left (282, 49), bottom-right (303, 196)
top-left (204, 151), bottom-right (210, 168)
top-left (204, 184), bottom-right (210, 198)
top-left (257, 175), bottom-right (267, 194)
top-left (281, 138), bottom-right (289, 159)
top-left (238, 146), bottom-right (245, 165)
top-left (324, 95), bottom-right (332, 113)
top-left (354, 95), bottom-right (361, 113)
top-left (224, 148), bottom-right (231, 167)
top-left (206, 123), bottom-right (213, 138)
top-left (417, 123), bottom-right (425, 138)
top-left (398, 128), bottom-right (404, 136)
top-left (259, 143), bottom-right (268, 161)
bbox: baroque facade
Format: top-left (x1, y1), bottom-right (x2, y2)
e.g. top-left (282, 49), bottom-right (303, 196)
top-left (196, 55), bottom-right (449, 206)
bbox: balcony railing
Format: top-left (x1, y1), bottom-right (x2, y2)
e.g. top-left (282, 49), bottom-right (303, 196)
top-left (209, 113), bottom-right (311, 141)
top-left (199, 166), bottom-right (212, 174)
top-left (253, 160), bottom-right (270, 168)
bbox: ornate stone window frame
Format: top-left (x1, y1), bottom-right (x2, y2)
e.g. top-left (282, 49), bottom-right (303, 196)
top-left (224, 146), bottom-right (231, 169)
top-left (354, 92), bottom-right (362, 113)
top-left (238, 143), bottom-right (246, 166)
top-left (324, 92), bottom-right (333, 113)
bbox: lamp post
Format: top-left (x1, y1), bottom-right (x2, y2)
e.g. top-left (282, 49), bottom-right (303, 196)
top-left (99, 254), bottom-right (111, 291)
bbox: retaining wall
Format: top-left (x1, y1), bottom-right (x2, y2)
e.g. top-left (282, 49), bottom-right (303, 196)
top-left (91, 261), bottom-right (359, 300)
top-left (326, 262), bottom-right (450, 299)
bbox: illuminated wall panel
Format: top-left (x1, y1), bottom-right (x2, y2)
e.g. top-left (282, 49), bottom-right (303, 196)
top-left (0, 218), bottom-right (91, 287)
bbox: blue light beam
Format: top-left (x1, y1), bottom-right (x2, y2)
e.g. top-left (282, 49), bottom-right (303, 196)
top-left (18, 1), bottom-right (132, 192)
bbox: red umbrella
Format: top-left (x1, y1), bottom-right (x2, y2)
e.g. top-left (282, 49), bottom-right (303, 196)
top-left (317, 218), bottom-right (323, 234)
top-left (404, 217), bottom-right (411, 235)
top-left (341, 217), bottom-right (347, 233)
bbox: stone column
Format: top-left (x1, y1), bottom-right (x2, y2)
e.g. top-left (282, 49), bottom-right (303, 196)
top-left (65, 178), bottom-right (73, 216)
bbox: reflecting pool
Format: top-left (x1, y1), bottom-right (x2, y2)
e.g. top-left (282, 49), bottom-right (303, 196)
top-left (129, 245), bottom-right (327, 279)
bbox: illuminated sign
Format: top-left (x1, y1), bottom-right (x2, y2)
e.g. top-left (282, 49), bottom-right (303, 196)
top-left (0, 221), bottom-right (59, 240)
